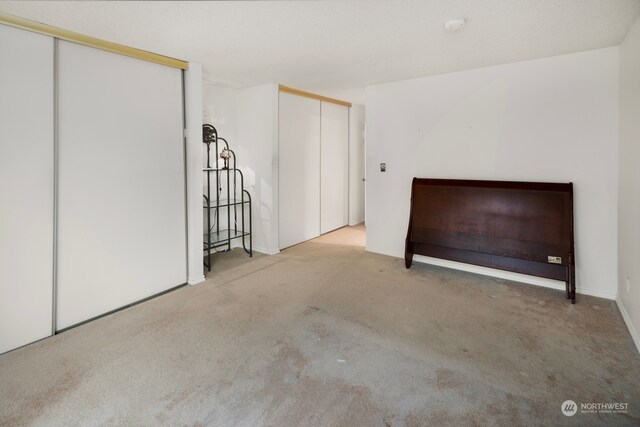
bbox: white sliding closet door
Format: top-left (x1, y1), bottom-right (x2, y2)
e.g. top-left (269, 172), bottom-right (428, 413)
top-left (57, 41), bottom-right (186, 329)
top-left (0, 25), bottom-right (54, 353)
top-left (279, 92), bottom-right (321, 249)
top-left (320, 102), bottom-right (349, 234)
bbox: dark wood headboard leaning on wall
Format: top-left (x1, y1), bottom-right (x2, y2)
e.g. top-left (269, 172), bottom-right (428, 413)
top-left (404, 178), bottom-right (576, 303)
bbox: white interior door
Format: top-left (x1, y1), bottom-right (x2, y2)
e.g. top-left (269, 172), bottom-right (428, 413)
top-left (0, 25), bottom-right (54, 353)
top-left (56, 41), bottom-right (187, 330)
top-left (320, 102), bottom-right (349, 234)
top-left (348, 106), bottom-right (365, 226)
top-left (278, 92), bottom-right (321, 249)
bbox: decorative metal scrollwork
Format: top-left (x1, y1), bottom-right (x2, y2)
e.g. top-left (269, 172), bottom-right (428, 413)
top-left (202, 124), bottom-right (217, 145)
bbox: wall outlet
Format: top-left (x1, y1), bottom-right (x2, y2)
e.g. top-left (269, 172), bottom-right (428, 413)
top-left (627, 277), bottom-right (631, 293)
top-left (380, 163), bottom-right (386, 172)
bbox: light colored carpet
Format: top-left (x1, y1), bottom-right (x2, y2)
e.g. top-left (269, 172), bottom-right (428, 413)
top-left (1, 225), bottom-right (639, 426)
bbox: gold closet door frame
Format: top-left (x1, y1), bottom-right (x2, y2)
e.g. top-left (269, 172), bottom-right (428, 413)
top-left (279, 85), bottom-right (352, 108)
top-left (0, 12), bottom-right (188, 70)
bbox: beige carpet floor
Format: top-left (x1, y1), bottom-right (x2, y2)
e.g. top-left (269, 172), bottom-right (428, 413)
top-left (1, 225), bottom-right (639, 426)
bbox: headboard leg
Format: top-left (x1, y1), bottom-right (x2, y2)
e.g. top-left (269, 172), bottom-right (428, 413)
top-left (567, 253), bottom-right (576, 304)
top-left (570, 266), bottom-right (576, 304)
top-left (405, 241), bottom-right (413, 269)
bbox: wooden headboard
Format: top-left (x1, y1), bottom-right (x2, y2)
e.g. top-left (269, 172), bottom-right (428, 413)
top-left (404, 178), bottom-right (576, 303)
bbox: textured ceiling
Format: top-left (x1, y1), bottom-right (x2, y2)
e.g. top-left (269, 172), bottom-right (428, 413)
top-left (1, 0), bottom-right (639, 97)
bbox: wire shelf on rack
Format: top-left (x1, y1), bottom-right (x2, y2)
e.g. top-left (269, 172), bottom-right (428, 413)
top-left (203, 229), bottom-right (250, 249)
top-left (203, 198), bottom-right (251, 209)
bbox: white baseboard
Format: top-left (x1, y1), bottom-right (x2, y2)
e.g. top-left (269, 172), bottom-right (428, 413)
top-left (616, 297), bottom-right (640, 354)
top-left (253, 246), bottom-right (279, 255)
top-left (577, 287), bottom-right (616, 300)
top-left (188, 275), bottom-right (206, 286)
top-left (349, 218), bottom-right (365, 226)
top-left (413, 255), bottom-right (616, 300)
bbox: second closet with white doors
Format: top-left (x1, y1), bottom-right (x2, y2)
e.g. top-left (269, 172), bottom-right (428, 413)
top-left (278, 88), bottom-right (350, 249)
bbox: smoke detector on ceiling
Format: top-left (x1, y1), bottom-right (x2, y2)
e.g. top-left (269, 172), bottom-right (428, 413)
top-left (444, 18), bottom-right (466, 32)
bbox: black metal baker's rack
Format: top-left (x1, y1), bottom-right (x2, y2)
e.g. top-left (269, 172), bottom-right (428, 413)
top-left (203, 124), bottom-right (252, 271)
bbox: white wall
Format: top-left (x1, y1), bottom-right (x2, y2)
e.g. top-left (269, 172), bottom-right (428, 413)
top-left (236, 84), bottom-right (279, 254)
top-left (203, 84), bottom-right (238, 146)
top-left (366, 47), bottom-right (619, 299)
top-left (203, 82), bottom-right (280, 255)
top-left (618, 15), bottom-right (640, 351)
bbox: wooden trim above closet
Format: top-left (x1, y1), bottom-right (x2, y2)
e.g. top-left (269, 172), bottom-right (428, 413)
top-left (279, 85), bottom-right (352, 107)
top-left (0, 12), bottom-right (189, 70)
